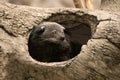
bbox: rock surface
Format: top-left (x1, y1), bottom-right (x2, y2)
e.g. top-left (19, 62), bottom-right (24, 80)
top-left (0, 2), bottom-right (120, 80)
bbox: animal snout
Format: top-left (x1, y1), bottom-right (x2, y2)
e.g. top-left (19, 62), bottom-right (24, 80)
top-left (51, 30), bottom-right (65, 41)
top-left (52, 30), bottom-right (57, 34)
top-left (59, 36), bottom-right (65, 41)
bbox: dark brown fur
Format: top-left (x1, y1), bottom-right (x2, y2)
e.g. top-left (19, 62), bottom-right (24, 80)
top-left (28, 22), bottom-right (81, 62)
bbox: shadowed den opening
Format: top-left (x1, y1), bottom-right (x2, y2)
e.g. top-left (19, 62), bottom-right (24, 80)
top-left (28, 13), bottom-right (95, 63)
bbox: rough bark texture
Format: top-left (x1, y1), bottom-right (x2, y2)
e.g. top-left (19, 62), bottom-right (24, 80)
top-left (0, 2), bottom-right (120, 80)
top-left (2, 0), bottom-right (74, 8)
top-left (100, 0), bottom-right (120, 13)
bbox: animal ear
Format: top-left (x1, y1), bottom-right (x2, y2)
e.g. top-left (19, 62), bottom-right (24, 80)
top-left (66, 23), bottom-right (91, 45)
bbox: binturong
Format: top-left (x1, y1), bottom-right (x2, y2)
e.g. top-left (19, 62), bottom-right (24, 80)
top-left (28, 22), bottom-right (82, 62)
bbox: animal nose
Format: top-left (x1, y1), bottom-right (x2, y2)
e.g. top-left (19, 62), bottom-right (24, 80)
top-left (59, 36), bottom-right (65, 41)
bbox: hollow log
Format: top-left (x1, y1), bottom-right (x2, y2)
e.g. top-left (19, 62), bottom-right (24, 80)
top-left (100, 0), bottom-right (120, 13)
top-left (0, 2), bottom-right (120, 80)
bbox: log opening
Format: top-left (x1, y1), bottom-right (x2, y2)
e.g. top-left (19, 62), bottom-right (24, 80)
top-left (28, 12), bottom-right (97, 63)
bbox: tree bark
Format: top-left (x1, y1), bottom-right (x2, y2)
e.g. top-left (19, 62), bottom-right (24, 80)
top-left (100, 0), bottom-right (120, 13)
top-left (0, 2), bottom-right (120, 80)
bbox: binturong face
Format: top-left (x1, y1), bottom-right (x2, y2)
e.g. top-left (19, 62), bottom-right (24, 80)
top-left (29, 22), bottom-right (70, 45)
top-left (28, 22), bottom-right (76, 62)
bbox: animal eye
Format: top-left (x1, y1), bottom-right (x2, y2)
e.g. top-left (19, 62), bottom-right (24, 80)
top-left (37, 26), bottom-right (45, 34)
